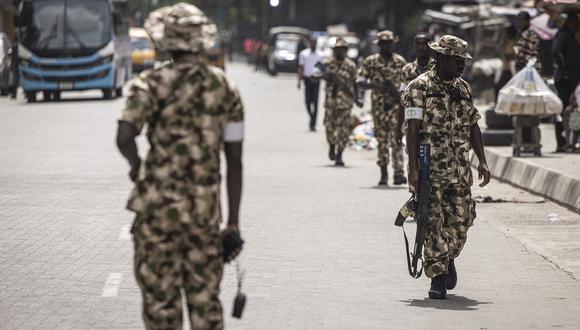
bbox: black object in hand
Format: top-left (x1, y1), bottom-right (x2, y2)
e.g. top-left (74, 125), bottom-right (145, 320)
top-left (222, 230), bottom-right (244, 262)
top-left (232, 292), bottom-right (246, 318)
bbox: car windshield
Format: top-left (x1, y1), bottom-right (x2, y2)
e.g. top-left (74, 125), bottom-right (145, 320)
top-left (275, 37), bottom-right (299, 52)
top-left (131, 37), bottom-right (151, 51)
top-left (21, 0), bottom-right (111, 55)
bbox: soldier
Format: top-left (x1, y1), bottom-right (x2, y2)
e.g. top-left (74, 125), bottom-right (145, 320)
top-left (514, 11), bottom-right (541, 72)
top-left (358, 30), bottom-right (407, 186)
top-left (116, 4), bottom-right (244, 329)
top-left (322, 38), bottom-right (358, 166)
top-left (402, 35), bottom-right (491, 299)
top-left (397, 32), bottom-right (435, 143)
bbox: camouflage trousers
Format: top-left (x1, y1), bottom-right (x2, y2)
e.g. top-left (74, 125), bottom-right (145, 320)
top-left (132, 213), bottom-right (224, 330)
top-left (373, 108), bottom-right (404, 175)
top-left (423, 183), bottom-right (477, 278)
top-left (324, 106), bottom-right (352, 150)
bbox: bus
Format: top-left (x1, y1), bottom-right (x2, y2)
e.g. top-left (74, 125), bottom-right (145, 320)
top-left (16, 0), bottom-right (131, 102)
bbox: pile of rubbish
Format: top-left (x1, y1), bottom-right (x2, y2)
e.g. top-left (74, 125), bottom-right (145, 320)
top-left (349, 113), bottom-right (378, 150)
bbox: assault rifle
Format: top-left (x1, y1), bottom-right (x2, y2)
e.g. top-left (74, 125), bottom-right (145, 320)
top-left (315, 62), bottom-right (364, 108)
top-left (358, 78), bottom-right (401, 111)
top-left (394, 144), bottom-right (431, 278)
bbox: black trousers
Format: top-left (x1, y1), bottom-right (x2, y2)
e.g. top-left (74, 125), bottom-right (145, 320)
top-left (555, 79), bottom-right (577, 148)
top-left (304, 77), bottom-right (320, 129)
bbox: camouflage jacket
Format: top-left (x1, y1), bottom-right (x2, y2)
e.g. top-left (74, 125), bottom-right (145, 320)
top-left (515, 28), bottom-right (541, 71)
top-left (401, 69), bottom-right (481, 187)
top-left (358, 53), bottom-right (406, 113)
top-left (323, 57), bottom-right (357, 109)
top-left (120, 56), bottom-right (244, 219)
top-left (401, 58), bottom-right (436, 86)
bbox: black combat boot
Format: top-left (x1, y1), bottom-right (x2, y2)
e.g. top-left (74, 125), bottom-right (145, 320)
top-left (335, 150), bottom-right (345, 167)
top-left (328, 144), bottom-right (336, 161)
top-left (378, 166), bottom-right (388, 186)
top-left (393, 174), bottom-right (408, 185)
top-left (446, 259), bottom-right (457, 290)
top-left (428, 274), bottom-right (447, 300)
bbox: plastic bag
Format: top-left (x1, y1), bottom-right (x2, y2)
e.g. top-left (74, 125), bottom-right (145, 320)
top-left (496, 61), bottom-right (562, 116)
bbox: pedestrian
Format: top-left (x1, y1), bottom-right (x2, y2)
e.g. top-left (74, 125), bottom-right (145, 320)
top-left (401, 35), bottom-right (491, 300)
top-left (322, 38), bottom-right (357, 167)
top-left (552, 13), bottom-right (580, 152)
top-left (358, 30), bottom-right (407, 186)
top-left (514, 11), bottom-right (542, 72)
top-left (116, 4), bottom-right (244, 329)
top-left (298, 36), bottom-right (325, 131)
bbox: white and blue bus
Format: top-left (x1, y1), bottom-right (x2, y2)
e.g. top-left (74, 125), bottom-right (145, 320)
top-left (17, 0), bottom-right (131, 102)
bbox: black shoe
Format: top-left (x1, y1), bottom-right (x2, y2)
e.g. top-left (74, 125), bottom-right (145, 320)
top-left (328, 145), bottom-right (336, 161)
top-left (447, 260), bottom-right (457, 290)
top-left (393, 174), bottom-right (407, 185)
top-left (335, 150), bottom-right (345, 167)
top-left (428, 274), bottom-right (447, 299)
top-left (378, 166), bottom-right (388, 186)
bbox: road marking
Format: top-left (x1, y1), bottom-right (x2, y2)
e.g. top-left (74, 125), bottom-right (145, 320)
top-left (102, 273), bottom-right (123, 297)
top-left (119, 225), bottom-right (131, 241)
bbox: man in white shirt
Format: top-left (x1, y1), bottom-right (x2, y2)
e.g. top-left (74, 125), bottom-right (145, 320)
top-left (298, 37), bottom-right (325, 131)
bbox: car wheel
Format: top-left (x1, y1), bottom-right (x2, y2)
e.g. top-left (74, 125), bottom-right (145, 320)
top-left (102, 89), bottom-right (113, 100)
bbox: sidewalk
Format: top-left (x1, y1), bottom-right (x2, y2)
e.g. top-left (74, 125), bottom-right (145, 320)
top-left (474, 116), bottom-right (580, 213)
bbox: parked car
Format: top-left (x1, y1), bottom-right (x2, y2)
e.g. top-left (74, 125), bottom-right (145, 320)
top-left (0, 33), bottom-right (15, 96)
top-left (130, 28), bottom-right (156, 73)
top-left (266, 26), bottom-right (311, 76)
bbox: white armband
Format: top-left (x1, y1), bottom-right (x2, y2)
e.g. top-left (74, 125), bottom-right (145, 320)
top-left (404, 107), bottom-right (424, 121)
top-left (224, 122), bottom-right (244, 142)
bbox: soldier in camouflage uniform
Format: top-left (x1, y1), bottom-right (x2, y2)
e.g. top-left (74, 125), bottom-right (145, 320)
top-left (402, 35), bottom-right (490, 300)
top-left (514, 11), bottom-right (542, 72)
top-left (358, 30), bottom-right (407, 185)
top-left (323, 38), bottom-right (358, 167)
top-left (116, 4), bottom-right (244, 329)
top-left (397, 32), bottom-right (435, 143)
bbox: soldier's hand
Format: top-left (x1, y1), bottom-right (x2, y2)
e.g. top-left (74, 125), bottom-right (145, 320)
top-left (408, 167), bottom-right (419, 193)
top-left (129, 159), bottom-right (141, 182)
top-left (478, 162), bottom-right (491, 187)
top-left (222, 225), bottom-right (243, 263)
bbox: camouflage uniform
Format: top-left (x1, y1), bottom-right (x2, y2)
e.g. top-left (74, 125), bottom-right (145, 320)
top-left (514, 28), bottom-right (542, 72)
top-left (358, 33), bottom-right (406, 175)
top-left (401, 35), bottom-right (480, 278)
top-left (323, 54), bottom-right (357, 151)
top-left (121, 4), bottom-right (244, 329)
top-left (401, 58), bottom-right (436, 88)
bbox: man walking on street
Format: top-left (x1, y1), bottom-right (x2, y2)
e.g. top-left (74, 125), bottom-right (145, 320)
top-left (322, 38), bottom-right (357, 167)
top-left (514, 11), bottom-right (542, 72)
top-left (298, 36), bottom-right (325, 131)
top-left (116, 4), bottom-right (244, 329)
top-left (402, 35), bottom-right (490, 300)
top-left (552, 13), bottom-right (580, 152)
top-left (358, 30), bottom-right (407, 186)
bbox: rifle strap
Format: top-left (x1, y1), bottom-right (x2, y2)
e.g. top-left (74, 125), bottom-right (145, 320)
top-left (401, 222), bottom-right (423, 279)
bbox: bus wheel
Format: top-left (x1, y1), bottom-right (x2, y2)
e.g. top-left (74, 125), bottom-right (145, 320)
top-left (53, 91), bottom-right (61, 101)
top-left (115, 87), bottom-right (123, 98)
top-left (26, 92), bottom-right (37, 103)
top-left (102, 89), bottom-right (113, 100)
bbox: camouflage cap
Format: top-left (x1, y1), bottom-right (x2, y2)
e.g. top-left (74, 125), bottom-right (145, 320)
top-left (376, 30), bottom-right (399, 43)
top-left (428, 35), bottom-right (472, 59)
top-left (332, 37), bottom-right (349, 49)
top-left (144, 3), bottom-right (217, 53)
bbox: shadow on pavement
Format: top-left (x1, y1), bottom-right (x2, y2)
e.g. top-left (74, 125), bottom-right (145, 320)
top-left (359, 186), bottom-right (408, 190)
top-left (399, 295), bottom-right (493, 311)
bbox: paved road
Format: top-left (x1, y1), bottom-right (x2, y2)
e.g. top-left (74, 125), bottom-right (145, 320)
top-left (1, 63), bottom-right (580, 330)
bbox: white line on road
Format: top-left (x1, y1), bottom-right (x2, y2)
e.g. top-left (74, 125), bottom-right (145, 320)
top-left (119, 225), bottom-right (131, 241)
top-left (102, 273), bottom-right (123, 298)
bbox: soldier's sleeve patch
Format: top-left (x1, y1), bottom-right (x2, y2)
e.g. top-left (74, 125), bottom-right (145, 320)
top-left (224, 121), bottom-right (244, 142)
top-left (405, 107), bottom-right (424, 121)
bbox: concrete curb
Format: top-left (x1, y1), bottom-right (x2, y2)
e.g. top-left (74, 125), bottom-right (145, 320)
top-left (471, 150), bottom-right (580, 213)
